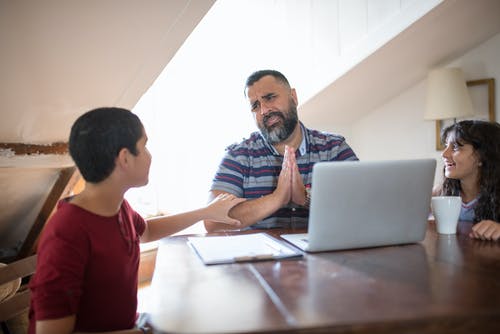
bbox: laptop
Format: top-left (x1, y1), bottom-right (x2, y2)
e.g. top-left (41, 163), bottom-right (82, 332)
top-left (281, 159), bottom-right (436, 252)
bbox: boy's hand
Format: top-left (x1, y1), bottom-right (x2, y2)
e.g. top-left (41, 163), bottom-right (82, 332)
top-left (206, 193), bottom-right (246, 226)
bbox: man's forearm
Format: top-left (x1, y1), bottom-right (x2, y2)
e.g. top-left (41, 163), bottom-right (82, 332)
top-left (204, 193), bottom-right (283, 232)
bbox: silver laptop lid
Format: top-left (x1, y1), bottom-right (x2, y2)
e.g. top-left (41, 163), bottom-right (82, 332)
top-left (306, 159), bottom-right (436, 252)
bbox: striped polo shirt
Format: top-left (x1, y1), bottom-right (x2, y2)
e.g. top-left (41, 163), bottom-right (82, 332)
top-left (210, 123), bottom-right (358, 229)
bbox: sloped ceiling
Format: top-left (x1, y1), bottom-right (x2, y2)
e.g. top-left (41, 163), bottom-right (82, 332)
top-left (0, 0), bottom-right (215, 144)
top-left (0, 0), bottom-right (215, 258)
top-left (300, 0), bottom-right (500, 128)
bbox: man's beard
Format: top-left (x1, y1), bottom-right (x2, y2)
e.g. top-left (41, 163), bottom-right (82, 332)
top-left (258, 102), bottom-right (299, 144)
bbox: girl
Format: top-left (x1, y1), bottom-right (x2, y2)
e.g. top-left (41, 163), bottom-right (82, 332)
top-left (435, 120), bottom-right (500, 241)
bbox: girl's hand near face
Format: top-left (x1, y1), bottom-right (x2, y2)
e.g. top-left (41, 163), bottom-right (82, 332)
top-left (469, 220), bottom-right (500, 241)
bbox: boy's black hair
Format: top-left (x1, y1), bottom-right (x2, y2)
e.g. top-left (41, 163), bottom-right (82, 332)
top-left (69, 107), bottom-right (143, 183)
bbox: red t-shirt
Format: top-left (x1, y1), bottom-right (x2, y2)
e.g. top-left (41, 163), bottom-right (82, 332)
top-left (28, 199), bottom-right (146, 333)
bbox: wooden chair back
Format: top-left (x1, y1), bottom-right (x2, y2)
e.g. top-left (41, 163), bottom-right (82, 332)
top-left (0, 255), bottom-right (37, 328)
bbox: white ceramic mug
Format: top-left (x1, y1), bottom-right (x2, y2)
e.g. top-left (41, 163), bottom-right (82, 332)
top-left (431, 196), bottom-right (461, 234)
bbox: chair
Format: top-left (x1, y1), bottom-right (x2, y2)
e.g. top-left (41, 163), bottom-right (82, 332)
top-left (0, 255), bottom-right (37, 334)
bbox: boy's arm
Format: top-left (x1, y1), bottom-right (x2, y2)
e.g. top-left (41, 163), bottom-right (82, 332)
top-left (140, 194), bottom-right (245, 242)
top-left (36, 315), bottom-right (75, 334)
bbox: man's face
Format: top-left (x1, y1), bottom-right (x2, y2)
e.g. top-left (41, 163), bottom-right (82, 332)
top-left (246, 75), bottom-right (299, 144)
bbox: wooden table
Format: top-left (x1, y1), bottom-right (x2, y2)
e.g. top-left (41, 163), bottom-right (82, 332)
top-left (148, 222), bottom-right (500, 333)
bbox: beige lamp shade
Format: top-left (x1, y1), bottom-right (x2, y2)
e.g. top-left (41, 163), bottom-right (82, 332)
top-left (424, 68), bottom-right (474, 120)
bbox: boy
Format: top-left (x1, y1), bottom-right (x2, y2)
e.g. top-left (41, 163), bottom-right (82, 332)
top-left (29, 107), bottom-right (244, 333)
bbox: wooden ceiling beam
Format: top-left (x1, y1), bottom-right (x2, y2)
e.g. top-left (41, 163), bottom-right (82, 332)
top-left (16, 166), bottom-right (80, 260)
top-left (0, 142), bottom-right (68, 155)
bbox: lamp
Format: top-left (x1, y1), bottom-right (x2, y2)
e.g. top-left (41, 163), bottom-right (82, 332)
top-left (424, 67), bottom-right (474, 121)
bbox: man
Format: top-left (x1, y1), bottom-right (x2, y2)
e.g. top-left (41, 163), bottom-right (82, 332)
top-left (204, 70), bottom-right (358, 232)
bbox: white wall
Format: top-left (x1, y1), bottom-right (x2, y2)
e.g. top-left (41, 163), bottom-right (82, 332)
top-left (303, 0), bottom-right (439, 103)
top-left (349, 31), bottom-right (500, 185)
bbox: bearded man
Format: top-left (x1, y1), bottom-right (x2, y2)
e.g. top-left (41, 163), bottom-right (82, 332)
top-left (204, 70), bottom-right (358, 231)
